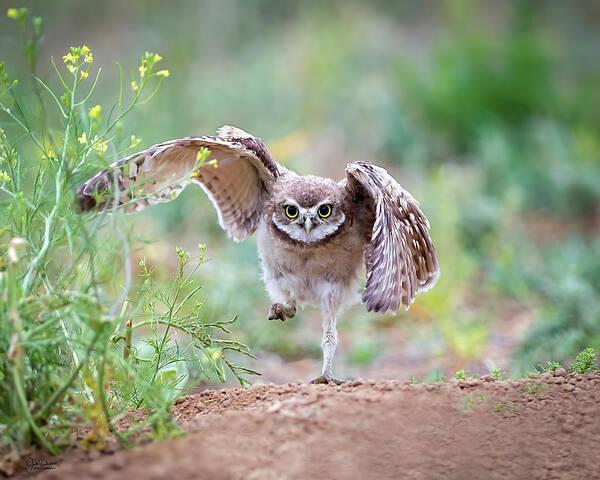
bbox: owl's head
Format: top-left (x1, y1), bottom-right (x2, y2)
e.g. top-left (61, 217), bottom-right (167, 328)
top-left (267, 175), bottom-right (348, 244)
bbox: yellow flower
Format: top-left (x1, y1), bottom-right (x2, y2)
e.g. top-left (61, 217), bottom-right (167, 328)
top-left (78, 132), bottom-right (87, 144)
top-left (81, 45), bottom-right (90, 53)
top-left (156, 69), bottom-right (169, 78)
top-left (138, 65), bottom-right (147, 77)
top-left (40, 146), bottom-right (55, 163)
top-left (80, 70), bottom-right (88, 80)
top-left (84, 52), bottom-right (93, 63)
top-left (91, 136), bottom-right (108, 153)
top-left (41, 146), bottom-right (55, 161)
top-left (88, 105), bottom-right (101, 121)
top-left (130, 135), bottom-right (141, 147)
top-left (63, 52), bottom-right (75, 64)
top-left (67, 65), bottom-right (76, 74)
top-left (0, 171), bottom-right (11, 183)
top-left (131, 80), bottom-right (139, 92)
top-left (94, 141), bottom-right (108, 153)
top-left (153, 53), bottom-right (163, 63)
top-left (7, 7), bottom-right (27, 22)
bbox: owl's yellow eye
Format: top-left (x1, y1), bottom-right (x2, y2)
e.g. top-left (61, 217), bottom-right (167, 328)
top-left (285, 205), bottom-right (299, 218)
top-left (318, 204), bottom-right (332, 218)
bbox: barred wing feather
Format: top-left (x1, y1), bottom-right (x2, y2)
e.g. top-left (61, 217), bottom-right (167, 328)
top-left (76, 126), bottom-right (280, 242)
top-left (345, 162), bottom-right (439, 313)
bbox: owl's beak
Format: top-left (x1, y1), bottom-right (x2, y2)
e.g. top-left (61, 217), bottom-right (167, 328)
top-left (304, 218), bottom-right (313, 234)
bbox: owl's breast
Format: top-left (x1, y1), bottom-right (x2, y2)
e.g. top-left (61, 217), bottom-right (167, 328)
top-left (255, 220), bottom-right (365, 306)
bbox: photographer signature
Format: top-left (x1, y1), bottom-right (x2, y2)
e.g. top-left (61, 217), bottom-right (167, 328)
top-left (25, 456), bottom-right (57, 471)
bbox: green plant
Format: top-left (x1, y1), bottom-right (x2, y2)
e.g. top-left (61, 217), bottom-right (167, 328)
top-left (408, 375), bottom-right (422, 385)
top-left (491, 401), bottom-right (515, 414)
top-left (130, 247), bottom-right (259, 396)
top-left (0, 10), bottom-right (255, 457)
top-left (490, 368), bottom-right (507, 380)
top-left (568, 348), bottom-right (599, 374)
top-left (512, 240), bottom-right (600, 375)
top-left (454, 369), bottom-right (477, 380)
top-left (536, 361), bottom-right (561, 373)
top-left (458, 392), bottom-right (486, 411)
top-left (396, 3), bottom-right (557, 153)
top-left (459, 393), bottom-right (474, 411)
top-left (426, 370), bottom-right (445, 383)
top-left (520, 382), bottom-right (546, 395)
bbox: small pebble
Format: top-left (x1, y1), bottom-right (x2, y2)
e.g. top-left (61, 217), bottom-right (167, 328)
top-left (379, 382), bottom-right (393, 391)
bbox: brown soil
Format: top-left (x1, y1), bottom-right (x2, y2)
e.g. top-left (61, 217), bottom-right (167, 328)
top-left (21, 370), bottom-right (600, 479)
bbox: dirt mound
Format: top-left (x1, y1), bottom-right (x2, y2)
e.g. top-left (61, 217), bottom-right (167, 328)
top-left (28, 370), bottom-right (600, 479)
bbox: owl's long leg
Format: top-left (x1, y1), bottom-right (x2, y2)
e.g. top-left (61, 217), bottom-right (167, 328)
top-left (310, 300), bottom-right (342, 385)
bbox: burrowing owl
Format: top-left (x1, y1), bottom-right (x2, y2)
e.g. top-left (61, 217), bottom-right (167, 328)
top-left (77, 126), bottom-right (439, 384)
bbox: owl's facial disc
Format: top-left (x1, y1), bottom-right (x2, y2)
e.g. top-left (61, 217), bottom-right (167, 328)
top-left (273, 199), bottom-right (345, 244)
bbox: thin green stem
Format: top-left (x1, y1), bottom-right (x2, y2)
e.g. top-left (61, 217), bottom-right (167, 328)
top-left (33, 75), bottom-right (66, 118)
top-left (97, 338), bottom-right (129, 445)
top-left (131, 318), bottom-right (197, 336)
top-left (22, 66), bottom-right (77, 293)
top-left (36, 326), bottom-right (103, 419)
top-left (74, 67), bottom-right (102, 106)
top-left (11, 367), bottom-right (57, 454)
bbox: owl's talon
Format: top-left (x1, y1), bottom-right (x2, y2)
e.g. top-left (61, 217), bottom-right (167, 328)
top-left (268, 303), bottom-right (285, 321)
top-left (267, 312), bottom-right (284, 321)
top-left (268, 303), bottom-right (296, 321)
top-left (309, 375), bottom-right (343, 385)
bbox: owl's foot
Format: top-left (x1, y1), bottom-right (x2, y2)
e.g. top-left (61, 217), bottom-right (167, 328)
top-left (268, 303), bottom-right (296, 321)
top-left (309, 375), bottom-right (343, 385)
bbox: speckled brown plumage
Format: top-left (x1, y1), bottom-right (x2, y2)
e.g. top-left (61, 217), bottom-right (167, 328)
top-left (76, 127), bottom-right (280, 241)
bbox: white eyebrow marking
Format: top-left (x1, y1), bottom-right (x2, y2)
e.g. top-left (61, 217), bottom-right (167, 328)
top-left (282, 199), bottom-right (301, 208)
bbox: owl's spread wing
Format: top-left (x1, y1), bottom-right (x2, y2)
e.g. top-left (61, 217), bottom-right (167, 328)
top-left (345, 162), bottom-right (439, 313)
top-left (76, 126), bottom-right (281, 241)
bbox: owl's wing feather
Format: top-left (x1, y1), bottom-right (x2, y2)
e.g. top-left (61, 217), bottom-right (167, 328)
top-left (345, 162), bottom-right (439, 313)
top-left (76, 126), bottom-right (280, 241)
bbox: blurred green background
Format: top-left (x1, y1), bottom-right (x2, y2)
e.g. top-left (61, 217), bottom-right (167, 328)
top-left (2, 0), bottom-right (599, 383)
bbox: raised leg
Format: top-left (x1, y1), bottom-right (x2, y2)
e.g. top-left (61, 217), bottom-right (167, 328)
top-left (262, 266), bottom-right (296, 321)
